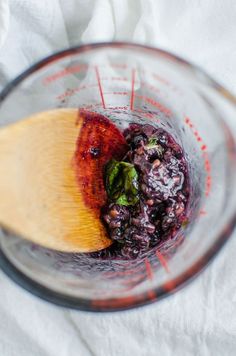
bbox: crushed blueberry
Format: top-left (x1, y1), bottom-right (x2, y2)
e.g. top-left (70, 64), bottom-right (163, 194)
top-left (90, 123), bottom-right (189, 260)
top-left (89, 147), bottom-right (101, 158)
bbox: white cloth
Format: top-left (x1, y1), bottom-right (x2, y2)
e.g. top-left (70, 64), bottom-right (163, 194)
top-left (0, 1), bottom-right (236, 355)
top-left (0, 0), bottom-right (9, 49)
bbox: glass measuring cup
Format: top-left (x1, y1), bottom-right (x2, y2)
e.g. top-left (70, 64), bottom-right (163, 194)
top-left (0, 42), bottom-right (236, 312)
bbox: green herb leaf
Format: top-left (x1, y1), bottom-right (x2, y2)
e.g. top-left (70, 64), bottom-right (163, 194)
top-left (146, 137), bottom-right (164, 157)
top-left (116, 194), bottom-right (131, 206)
top-left (105, 160), bottom-right (122, 196)
top-left (105, 159), bottom-right (139, 206)
top-left (147, 138), bottom-right (158, 147)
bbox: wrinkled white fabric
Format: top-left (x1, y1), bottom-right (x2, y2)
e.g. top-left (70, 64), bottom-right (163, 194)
top-left (0, 0), bottom-right (9, 49)
top-left (0, 1), bottom-right (236, 355)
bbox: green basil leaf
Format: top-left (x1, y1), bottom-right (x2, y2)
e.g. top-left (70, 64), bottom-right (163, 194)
top-left (105, 159), bottom-right (139, 206)
top-left (116, 194), bottom-right (131, 206)
top-left (147, 137), bottom-right (158, 146)
top-left (106, 160), bottom-right (121, 197)
top-left (146, 138), bottom-right (164, 157)
top-left (124, 166), bottom-right (138, 195)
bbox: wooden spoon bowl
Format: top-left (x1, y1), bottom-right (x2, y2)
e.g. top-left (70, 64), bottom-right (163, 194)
top-left (0, 108), bottom-right (126, 252)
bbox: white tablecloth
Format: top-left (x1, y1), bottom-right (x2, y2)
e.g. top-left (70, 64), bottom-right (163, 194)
top-left (0, 1), bottom-right (236, 355)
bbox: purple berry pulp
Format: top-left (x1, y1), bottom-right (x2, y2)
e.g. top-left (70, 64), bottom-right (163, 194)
top-left (90, 123), bottom-right (189, 260)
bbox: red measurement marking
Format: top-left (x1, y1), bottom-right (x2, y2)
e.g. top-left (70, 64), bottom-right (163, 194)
top-left (135, 94), bottom-right (172, 116)
top-left (156, 251), bottom-right (170, 273)
top-left (101, 77), bottom-right (129, 82)
top-left (199, 209), bottom-right (207, 216)
top-left (43, 64), bottom-right (88, 85)
top-left (145, 258), bottom-right (153, 280)
top-left (107, 106), bottom-right (129, 110)
top-left (202, 151), bottom-right (208, 158)
top-left (56, 84), bottom-right (98, 101)
top-left (95, 66), bottom-right (106, 109)
top-left (202, 152), bottom-right (212, 196)
top-left (130, 69), bottom-right (136, 110)
top-left (110, 92), bottom-right (128, 96)
top-left (205, 175), bottom-right (212, 197)
top-left (140, 81), bottom-right (160, 94)
top-left (205, 159), bottom-right (211, 172)
top-left (205, 183), bottom-right (211, 196)
top-left (152, 73), bottom-right (170, 86)
top-left (109, 63), bottom-right (127, 69)
top-left (184, 116), bottom-right (212, 196)
top-left (133, 109), bottom-right (155, 119)
top-left (111, 77), bottom-right (128, 81)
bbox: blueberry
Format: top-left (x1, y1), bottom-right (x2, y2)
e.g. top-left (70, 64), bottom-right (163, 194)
top-left (93, 122), bottom-right (189, 260)
top-left (90, 147), bottom-right (100, 158)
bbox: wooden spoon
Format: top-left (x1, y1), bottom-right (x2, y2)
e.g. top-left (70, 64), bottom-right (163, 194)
top-left (0, 108), bottom-right (114, 253)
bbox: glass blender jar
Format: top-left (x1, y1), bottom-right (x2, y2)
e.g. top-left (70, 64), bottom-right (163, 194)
top-left (0, 42), bottom-right (235, 311)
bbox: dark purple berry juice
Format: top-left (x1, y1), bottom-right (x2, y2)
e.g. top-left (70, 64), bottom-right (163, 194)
top-left (90, 122), bottom-right (189, 260)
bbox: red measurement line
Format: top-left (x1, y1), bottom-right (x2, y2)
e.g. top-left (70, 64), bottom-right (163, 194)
top-left (140, 81), bottom-right (160, 93)
top-left (133, 109), bottom-right (155, 119)
top-left (184, 116), bottom-right (211, 196)
top-left (56, 84), bottom-right (99, 101)
top-left (111, 77), bottom-right (128, 81)
top-left (135, 94), bottom-right (172, 116)
top-left (145, 258), bottom-right (153, 280)
top-left (95, 66), bottom-right (106, 109)
top-left (108, 92), bottom-right (128, 95)
top-left (107, 106), bottom-right (129, 110)
top-left (156, 251), bottom-right (170, 274)
top-left (130, 69), bottom-right (136, 110)
top-left (43, 64), bottom-right (88, 85)
top-left (199, 209), bottom-right (207, 216)
top-left (110, 63), bottom-right (127, 69)
top-left (152, 73), bottom-right (170, 86)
